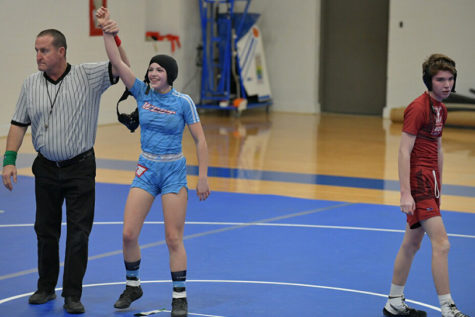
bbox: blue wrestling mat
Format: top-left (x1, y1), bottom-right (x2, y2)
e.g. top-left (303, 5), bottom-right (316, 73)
top-left (0, 176), bottom-right (473, 316)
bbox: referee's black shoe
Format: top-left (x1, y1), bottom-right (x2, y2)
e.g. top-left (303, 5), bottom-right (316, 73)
top-left (28, 290), bottom-right (56, 304)
top-left (63, 296), bottom-right (85, 314)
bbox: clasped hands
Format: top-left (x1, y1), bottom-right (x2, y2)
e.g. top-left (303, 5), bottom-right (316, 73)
top-left (96, 6), bottom-right (119, 35)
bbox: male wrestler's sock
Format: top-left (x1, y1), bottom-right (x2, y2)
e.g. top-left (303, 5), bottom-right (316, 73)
top-left (438, 293), bottom-right (454, 306)
top-left (384, 283), bottom-right (406, 311)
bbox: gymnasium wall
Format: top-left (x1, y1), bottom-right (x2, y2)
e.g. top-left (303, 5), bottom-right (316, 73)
top-left (0, 0), bottom-right (201, 137)
top-left (0, 0), bottom-right (320, 137)
top-left (248, 0), bottom-right (321, 114)
top-left (1, 1), bottom-right (474, 137)
top-left (384, 0), bottom-right (475, 117)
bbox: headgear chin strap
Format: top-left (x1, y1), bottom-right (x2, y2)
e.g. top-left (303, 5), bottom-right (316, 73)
top-left (116, 88), bottom-right (139, 133)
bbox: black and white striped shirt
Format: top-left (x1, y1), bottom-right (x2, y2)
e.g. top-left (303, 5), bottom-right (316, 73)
top-left (12, 62), bottom-right (117, 161)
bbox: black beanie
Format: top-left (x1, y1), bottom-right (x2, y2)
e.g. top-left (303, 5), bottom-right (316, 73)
top-left (144, 54), bottom-right (178, 86)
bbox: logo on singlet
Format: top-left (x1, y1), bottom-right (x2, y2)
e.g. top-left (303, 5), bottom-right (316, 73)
top-left (142, 102), bottom-right (176, 115)
top-left (431, 106), bottom-right (443, 135)
top-left (136, 164), bottom-right (148, 177)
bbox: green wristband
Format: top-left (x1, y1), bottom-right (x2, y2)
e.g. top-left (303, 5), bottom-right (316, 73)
top-left (3, 151), bottom-right (17, 167)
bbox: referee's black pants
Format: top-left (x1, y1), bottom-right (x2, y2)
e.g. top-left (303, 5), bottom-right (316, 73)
top-left (32, 150), bottom-right (96, 298)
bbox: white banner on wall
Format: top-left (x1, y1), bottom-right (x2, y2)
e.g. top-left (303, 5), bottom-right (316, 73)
top-left (237, 25), bottom-right (272, 102)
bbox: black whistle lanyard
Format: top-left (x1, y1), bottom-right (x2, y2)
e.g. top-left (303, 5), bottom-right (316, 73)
top-left (44, 77), bottom-right (64, 130)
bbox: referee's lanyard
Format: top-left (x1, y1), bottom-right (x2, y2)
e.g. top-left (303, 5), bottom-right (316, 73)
top-left (44, 77), bottom-right (64, 130)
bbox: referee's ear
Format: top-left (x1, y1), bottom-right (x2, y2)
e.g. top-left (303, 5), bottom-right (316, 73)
top-left (58, 46), bottom-right (66, 58)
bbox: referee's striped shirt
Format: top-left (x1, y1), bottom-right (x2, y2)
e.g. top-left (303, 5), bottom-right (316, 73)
top-left (12, 62), bottom-right (118, 161)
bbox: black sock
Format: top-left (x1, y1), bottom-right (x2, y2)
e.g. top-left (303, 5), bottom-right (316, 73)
top-left (125, 259), bottom-right (141, 286)
top-left (171, 270), bottom-right (186, 298)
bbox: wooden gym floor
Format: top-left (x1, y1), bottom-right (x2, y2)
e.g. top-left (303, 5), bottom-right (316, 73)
top-left (1, 110), bottom-right (474, 214)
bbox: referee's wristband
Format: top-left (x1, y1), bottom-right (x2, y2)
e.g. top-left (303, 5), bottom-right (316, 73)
top-left (3, 151), bottom-right (17, 167)
top-left (114, 35), bottom-right (122, 47)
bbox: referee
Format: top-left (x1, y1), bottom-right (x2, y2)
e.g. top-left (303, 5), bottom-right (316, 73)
top-left (2, 28), bottom-right (128, 314)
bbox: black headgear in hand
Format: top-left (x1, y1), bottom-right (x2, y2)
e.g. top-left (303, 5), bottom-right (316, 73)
top-left (116, 88), bottom-right (139, 133)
